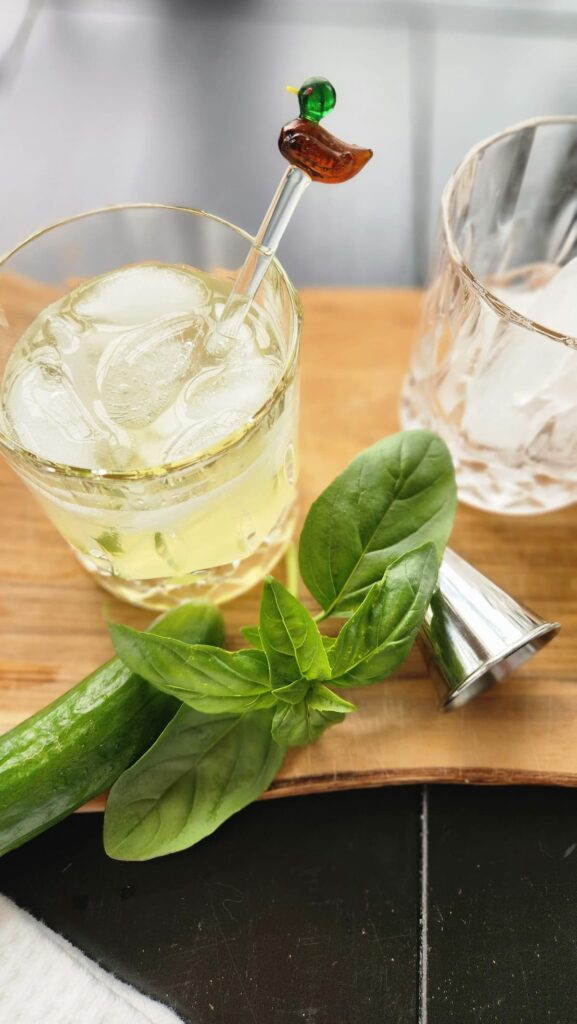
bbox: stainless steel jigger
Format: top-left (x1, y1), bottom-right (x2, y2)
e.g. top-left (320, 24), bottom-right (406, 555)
top-left (420, 549), bottom-right (560, 710)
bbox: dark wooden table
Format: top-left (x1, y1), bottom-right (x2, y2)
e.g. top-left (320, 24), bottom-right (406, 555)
top-left (3, 785), bottom-right (577, 1023)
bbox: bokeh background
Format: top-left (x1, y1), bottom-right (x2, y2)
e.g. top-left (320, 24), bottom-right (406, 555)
top-left (2, 0), bottom-right (577, 286)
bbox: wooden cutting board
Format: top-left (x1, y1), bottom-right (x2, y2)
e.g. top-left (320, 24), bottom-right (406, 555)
top-left (1, 288), bottom-right (576, 806)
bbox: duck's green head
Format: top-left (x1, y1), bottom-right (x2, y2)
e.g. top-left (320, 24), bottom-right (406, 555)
top-left (286, 77), bottom-right (336, 124)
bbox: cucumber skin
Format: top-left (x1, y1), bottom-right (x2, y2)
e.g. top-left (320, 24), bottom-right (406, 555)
top-left (0, 603), bottom-right (225, 857)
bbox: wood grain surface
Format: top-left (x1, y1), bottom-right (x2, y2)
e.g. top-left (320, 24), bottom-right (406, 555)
top-left (1, 289), bottom-right (575, 805)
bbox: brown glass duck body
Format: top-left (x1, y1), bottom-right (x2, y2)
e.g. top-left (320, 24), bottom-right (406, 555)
top-left (278, 117), bottom-right (373, 184)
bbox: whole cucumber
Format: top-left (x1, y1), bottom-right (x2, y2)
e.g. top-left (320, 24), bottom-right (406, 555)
top-left (0, 603), bottom-right (225, 857)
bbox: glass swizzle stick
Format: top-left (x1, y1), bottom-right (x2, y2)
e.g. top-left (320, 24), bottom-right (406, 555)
top-left (213, 77), bottom-right (372, 342)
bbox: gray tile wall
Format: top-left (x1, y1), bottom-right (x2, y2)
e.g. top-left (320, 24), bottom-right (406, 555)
top-left (1, 0), bottom-right (577, 285)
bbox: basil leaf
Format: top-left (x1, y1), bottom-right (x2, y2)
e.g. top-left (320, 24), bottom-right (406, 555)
top-left (330, 544), bottom-right (439, 686)
top-left (240, 626), bottom-right (263, 650)
top-left (104, 706), bottom-right (285, 861)
top-left (272, 678), bottom-right (311, 704)
top-left (299, 430), bottom-right (456, 616)
top-left (110, 626), bottom-right (273, 714)
top-left (96, 530), bottom-right (123, 555)
top-left (308, 684), bottom-right (356, 714)
top-left (271, 682), bottom-right (353, 747)
top-left (150, 603), bottom-right (225, 647)
top-left (259, 577), bottom-right (331, 686)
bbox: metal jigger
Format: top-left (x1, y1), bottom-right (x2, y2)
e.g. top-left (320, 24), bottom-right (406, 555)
top-left (420, 549), bottom-right (560, 710)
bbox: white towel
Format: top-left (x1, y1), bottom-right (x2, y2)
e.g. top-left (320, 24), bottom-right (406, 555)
top-left (0, 893), bottom-right (184, 1024)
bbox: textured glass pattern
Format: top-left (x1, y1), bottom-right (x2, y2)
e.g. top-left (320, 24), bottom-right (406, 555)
top-left (0, 206), bottom-right (301, 609)
top-left (402, 117), bottom-right (577, 515)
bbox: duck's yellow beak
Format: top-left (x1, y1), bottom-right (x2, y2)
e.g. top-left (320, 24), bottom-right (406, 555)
top-left (285, 85), bottom-right (299, 94)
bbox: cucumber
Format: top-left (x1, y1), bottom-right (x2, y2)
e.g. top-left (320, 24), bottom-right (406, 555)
top-left (0, 603), bottom-right (225, 857)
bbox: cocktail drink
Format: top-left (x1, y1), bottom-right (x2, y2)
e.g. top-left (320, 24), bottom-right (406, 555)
top-left (0, 78), bottom-right (371, 609)
top-left (0, 206), bottom-right (301, 608)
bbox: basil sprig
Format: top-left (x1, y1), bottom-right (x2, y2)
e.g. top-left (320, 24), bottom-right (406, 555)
top-left (105, 430), bottom-right (456, 861)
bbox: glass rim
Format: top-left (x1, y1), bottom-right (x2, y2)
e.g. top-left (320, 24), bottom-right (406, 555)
top-left (441, 114), bottom-right (577, 348)
top-left (0, 202), bottom-right (303, 480)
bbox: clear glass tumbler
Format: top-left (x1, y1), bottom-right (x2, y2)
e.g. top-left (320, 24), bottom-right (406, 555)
top-left (0, 205), bottom-right (302, 608)
top-left (401, 116), bottom-right (577, 515)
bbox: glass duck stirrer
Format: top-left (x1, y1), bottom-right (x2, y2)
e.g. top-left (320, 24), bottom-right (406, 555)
top-left (212, 77), bottom-right (373, 344)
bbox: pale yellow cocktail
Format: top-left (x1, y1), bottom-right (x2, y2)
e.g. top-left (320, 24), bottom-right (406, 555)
top-left (0, 207), bottom-right (301, 608)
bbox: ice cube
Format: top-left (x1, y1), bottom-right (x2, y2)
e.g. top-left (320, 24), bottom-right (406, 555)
top-left (528, 256), bottom-right (577, 337)
top-left (206, 319), bottom-right (256, 359)
top-left (462, 262), bottom-right (577, 452)
top-left (221, 357), bottom-right (281, 413)
top-left (491, 284), bottom-right (536, 318)
top-left (205, 287), bottom-right (263, 358)
top-left (44, 312), bottom-right (82, 355)
top-left (184, 356), bottom-right (281, 423)
top-left (92, 438), bottom-right (135, 472)
top-left (163, 409), bottom-right (246, 462)
top-left (71, 263), bottom-right (211, 327)
top-left (3, 361), bottom-right (108, 467)
top-left (96, 312), bottom-right (209, 428)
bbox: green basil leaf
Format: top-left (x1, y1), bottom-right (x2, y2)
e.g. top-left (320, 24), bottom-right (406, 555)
top-left (150, 603), bottom-right (225, 648)
top-left (104, 706), bottom-right (286, 861)
top-left (272, 678), bottom-right (311, 705)
top-left (299, 430), bottom-right (456, 616)
top-left (330, 544), bottom-right (439, 686)
top-left (259, 577), bottom-right (331, 686)
top-left (240, 626), bottom-right (263, 650)
top-left (271, 682), bottom-right (352, 747)
top-left (307, 683), bottom-right (356, 714)
top-left (110, 626), bottom-right (273, 714)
